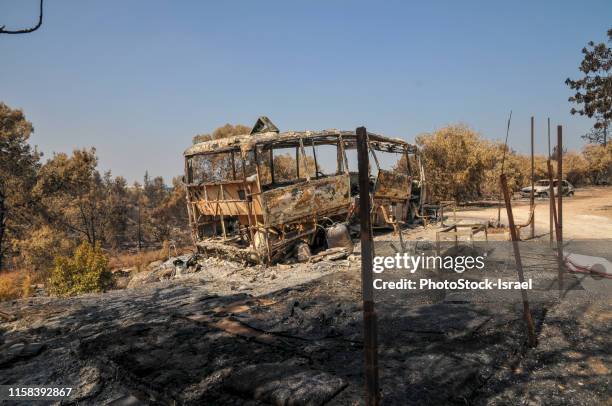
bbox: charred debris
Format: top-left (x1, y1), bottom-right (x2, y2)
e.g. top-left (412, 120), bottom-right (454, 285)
top-left (183, 117), bottom-right (428, 264)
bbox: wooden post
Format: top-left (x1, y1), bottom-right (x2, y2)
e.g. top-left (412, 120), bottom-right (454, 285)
top-left (556, 126), bottom-right (563, 244)
top-left (356, 126), bottom-right (380, 406)
top-left (547, 160), bottom-right (564, 293)
top-left (548, 118), bottom-right (553, 246)
top-left (546, 161), bottom-right (559, 236)
top-left (500, 174), bottom-right (537, 347)
top-left (530, 116), bottom-right (535, 239)
top-left (557, 126), bottom-right (563, 291)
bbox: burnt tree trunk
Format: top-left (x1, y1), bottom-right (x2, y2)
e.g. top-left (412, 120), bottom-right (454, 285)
top-left (0, 190), bottom-right (6, 272)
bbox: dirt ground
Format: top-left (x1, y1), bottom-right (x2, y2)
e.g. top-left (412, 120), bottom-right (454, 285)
top-left (1, 251), bottom-right (609, 405)
top-left (0, 188), bottom-right (610, 405)
top-left (456, 186), bottom-right (612, 240)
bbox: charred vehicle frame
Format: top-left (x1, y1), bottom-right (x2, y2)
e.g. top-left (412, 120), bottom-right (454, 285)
top-left (183, 118), bottom-right (426, 263)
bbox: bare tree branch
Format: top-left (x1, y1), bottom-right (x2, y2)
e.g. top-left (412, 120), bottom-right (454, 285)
top-left (0, 0), bottom-right (43, 35)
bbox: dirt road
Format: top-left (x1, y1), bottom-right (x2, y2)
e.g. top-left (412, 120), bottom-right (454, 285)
top-left (456, 187), bottom-right (612, 239)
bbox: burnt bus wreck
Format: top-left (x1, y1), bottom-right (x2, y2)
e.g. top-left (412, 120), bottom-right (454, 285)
top-left (184, 117), bottom-right (426, 263)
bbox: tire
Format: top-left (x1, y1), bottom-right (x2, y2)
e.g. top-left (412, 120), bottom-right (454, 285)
top-left (568, 191), bottom-right (574, 197)
top-left (540, 192), bottom-right (549, 198)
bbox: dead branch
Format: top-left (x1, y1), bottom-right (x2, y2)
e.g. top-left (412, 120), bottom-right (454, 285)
top-left (0, 0), bottom-right (44, 35)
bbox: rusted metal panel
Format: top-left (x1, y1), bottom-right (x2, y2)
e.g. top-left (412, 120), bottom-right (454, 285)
top-left (261, 174), bottom-right (350, 226)
top-left (373, 169), bottom-right (411, 200)
top-left (195, 200), bottom-right (250, 217)
top-left (187, 182), bottom-right (264, 217)
top-left (184, 129), bottom-right (417, 157)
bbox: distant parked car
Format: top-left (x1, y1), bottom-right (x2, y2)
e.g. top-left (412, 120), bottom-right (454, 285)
top-left (520, 179), bottom-right (574, 198)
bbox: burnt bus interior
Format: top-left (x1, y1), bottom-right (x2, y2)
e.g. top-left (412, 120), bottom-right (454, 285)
top-left (184, 118), bottom-right (425, 263)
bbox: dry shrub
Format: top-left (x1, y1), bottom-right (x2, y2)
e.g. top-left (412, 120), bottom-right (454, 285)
top-left (416, 125), bottom-right (494, 202)
top-left (414, 125), bottom-right (612, 202)
top-left (49, 242), bottom-right (112, 297)
top-left (582, 143), bottom-right (612, 184)
top-left (0, 271), bottom-right (32, 302)
top-left (108, 241), bottom-right (175, 272)
top-left (14, 225), bottom-right (74, 280)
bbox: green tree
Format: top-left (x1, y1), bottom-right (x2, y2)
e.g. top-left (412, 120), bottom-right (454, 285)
top-left (0, 103), bottom-right (40, 271)
top-left (566, 28), bottom-right (612, 145)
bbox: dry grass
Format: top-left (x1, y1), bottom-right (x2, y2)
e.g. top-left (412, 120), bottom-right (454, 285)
top-left (109, 249), bottom-right (167, 272)
top-left (0, 271), bottom-right (32, 302)
top-left (108, 242), bottom-right (193, 272)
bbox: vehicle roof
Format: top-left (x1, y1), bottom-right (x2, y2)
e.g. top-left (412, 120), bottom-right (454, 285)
top-left (530, 179), bottom-right (569, 184)
top-left (184, 129), bottom-right (417, 157)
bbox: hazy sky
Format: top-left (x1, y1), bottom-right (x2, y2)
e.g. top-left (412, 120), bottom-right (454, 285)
top-left (1, 0), bottom-right (610, 183)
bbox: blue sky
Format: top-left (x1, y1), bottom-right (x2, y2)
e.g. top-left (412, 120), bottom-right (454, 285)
top-left (1, 0), bottom-right (610, 183)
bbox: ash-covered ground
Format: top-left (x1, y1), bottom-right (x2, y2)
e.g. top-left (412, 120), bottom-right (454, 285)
top-left (1, 228), bottom-right (610, 405)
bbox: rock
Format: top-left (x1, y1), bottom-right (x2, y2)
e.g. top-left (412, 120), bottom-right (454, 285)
top-left (5, 342), bottom-right (44, 357)
top-left (113, 275), bottom-right (131, 290)
top-left (225, 362), bottom-right (347, 406)
top-left (0, 342), bottom-right (45, 366)
top-left (107, 394), bottom-right (143, 406)
top-left (21, 342), bottom-right (45, 357)
top-left (309, 247), bottom-right (349, 263)
top-left (112, 267), bottom-right (135, 289)
top-left (0, 352), bottom-right (20, 366)
top-left (157, 267), bottom-right (175, 279)
top-left (171, 254), bottom-right (198, 268)
top-left (7, 342), bottom-right (25, 355)
top-left (147, 260), bottom-right (163, 270)
top-left (295, 243), bottom-right (311, 262)
top-left (74, 365), bottom-right (103, 400)
top-left (325, 223), bottom-right (354, 252)
top-left (0, 309), bottom-right (17, 322)
top-left (127, 270), bottom-right (158, 289)
top-left (112, 267), bottom-right (135, 277)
